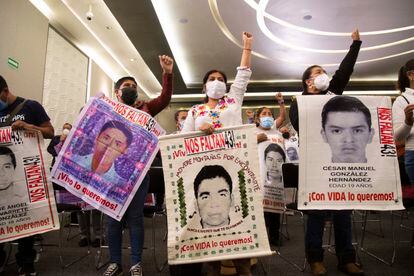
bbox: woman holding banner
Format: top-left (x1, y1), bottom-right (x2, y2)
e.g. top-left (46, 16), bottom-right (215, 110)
top-left (180, 31), bottom-right (253, 276)
top-left (393, 59), bottom-right (414, 186)
top-left (181, 32), bottom-right (253, 136)
top-left (254, 104), bottom-right (286, 246)
top-left (289, 29), bottom-right (364, 276)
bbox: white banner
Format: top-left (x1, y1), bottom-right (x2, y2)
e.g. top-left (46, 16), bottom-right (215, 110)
top-left (297, 95), bottom-right (404, 210)
top-left (0, 128), bottom-right (59, 242)
top-left (159, 125), bottom-right (271, 264)
top-left (258, 134), bottom-right (286, 213)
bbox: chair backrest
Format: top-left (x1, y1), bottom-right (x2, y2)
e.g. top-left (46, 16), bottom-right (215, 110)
top-left (282, 163), bottom-right (299, 189)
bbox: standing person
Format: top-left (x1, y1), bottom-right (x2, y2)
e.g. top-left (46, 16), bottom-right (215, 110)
top-left (254, 98), bottom-right (287, 246)
top-left (103, 55), bottom-right (174, 276)
top-left (181, 31), bottom-right (253, 276)
top-left (289, 30), bottom-right (364, 276)
top-left (174, 110), bottom-right (188, 133)
top-left (393, 59), bottom-right (414, 185)
top-left (0, 75), bottom-right (54, 276)
top-left (47, 122), bottom-right (72, 169)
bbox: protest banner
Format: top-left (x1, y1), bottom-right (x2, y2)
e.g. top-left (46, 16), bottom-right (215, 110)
top-left (0, 127), bottom-right (59, 243)
top-left (257, 134), bottom-right (286, 213)
top-left (51, 95), bottom-right (164, 220)
top-left (297, 95), bottom-right (404, 210)
top-left (159, 125), bottom-right (271, 264)
top-left (55, 190), bottom-right (93, 211)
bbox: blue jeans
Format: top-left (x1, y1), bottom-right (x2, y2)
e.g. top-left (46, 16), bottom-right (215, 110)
top-left (405, 150), bottom-right (414, 185)
top-left (305, 210), bottom-right (355, 264)
top-left (107, 174), bottom-right (150, 265)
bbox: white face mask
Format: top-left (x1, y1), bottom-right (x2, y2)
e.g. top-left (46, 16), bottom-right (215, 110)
top-left (206, 80), bottom-right (226, 99)
top-left (62, 129), bottom-right (70, 136)
top-left (313, 73), bottom-right (330, 91)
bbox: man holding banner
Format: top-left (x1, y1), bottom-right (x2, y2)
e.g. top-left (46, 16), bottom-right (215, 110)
top-left (102, 55), bottom-right (173, 276)
top-left (0, 75), bottom-right (57, 276)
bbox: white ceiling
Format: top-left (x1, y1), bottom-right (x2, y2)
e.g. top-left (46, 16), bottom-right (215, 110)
top-left (30, 0), bottom-right (414, 101)
top-left (153, 0), bottom-right (414, 83)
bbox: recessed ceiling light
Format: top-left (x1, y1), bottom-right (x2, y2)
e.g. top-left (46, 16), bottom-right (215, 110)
top-left (130, 58), bottom-right (137, 62)
top-left (179, 18), bottom-right (188, 24)
top-left (303, 15), bottom-right (312, 20)
top-left (106, 26), bottom-right (112, 30)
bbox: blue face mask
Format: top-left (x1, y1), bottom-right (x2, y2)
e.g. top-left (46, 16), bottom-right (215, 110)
top-left (260, 116), bottom-right (274, 128)
top-left (0, 99), bottom-right (7, 111)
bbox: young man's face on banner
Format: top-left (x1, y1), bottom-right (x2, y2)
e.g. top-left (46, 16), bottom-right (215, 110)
top-left (0, 154), bottom-right (15, 190)
top-left (196, 176), bottom-right (233, 228)
top-left (94, 127), bottom-right (129, 170)
top-left (321, 111), bottom-right (374, 163)
top-left (265, 150), bottom-right (284, 180)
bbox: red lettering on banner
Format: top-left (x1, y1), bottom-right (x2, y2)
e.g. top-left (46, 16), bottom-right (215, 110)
top-left (0, 128), bottom-right (12, 144)
top-left (327, 192), bottom-right (346, 201)
top-left (378, 108), bottom-right (394, 145)
top-left (172, 150), bottom-right (186, 159)
top-left (23, 156), bottom-right (46, 203)
top-left (184, 131), bottom-right (236, 155)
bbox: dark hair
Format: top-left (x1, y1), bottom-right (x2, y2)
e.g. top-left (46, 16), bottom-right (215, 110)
top-left (397, 59), bottom-right (414, 93)
top-left (254, 107), bottom-right (274, 126)
top-left (202, 70), bottom-right (227, 85)
top-left (0, 75), bottom-right (8, 93)
top-left (174, 110), bottom-right (188, 123)
top-left (115, 76), bottom-right (137, 90)
top-left (99, 120), bottom-right (133, 147)
top-left (202, 70), bottom-right (228, 103)
top-left (264, 143), bottom-right (286, 162)
top-left (301, 65), bottom-right (325, 93)
top-left (194, 165), bottom-right (232, 198)
top-left (321, 96), bottom-right (371, 129)
top-left (63, 123), bottom-right (72, 129)
top-left (0, 146), bottom-right (16, 169)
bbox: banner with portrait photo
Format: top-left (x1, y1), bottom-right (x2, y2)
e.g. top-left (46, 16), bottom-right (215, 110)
top-left (51, 95), bottom-right (164, 220)
top-left (159, 125), bottom-right (271, 265)
top-left (297, 95), bottom-right (404, 210)
top-left (257, 134), bottom-right (286, 213)
top-left (0, 127), bottom-right (59, 243)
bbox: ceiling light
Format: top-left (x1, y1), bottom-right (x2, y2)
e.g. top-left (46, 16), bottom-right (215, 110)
top-left (29, 0), bottom-right (54, 19)
top-left (303, 15), bottom-right (312, 21)
top-left (244, 0), bottom-right (414, 36)
top-left (255, 0), bottom-right (414, 54)
top-left (152, 0), bottom-right (193, 83)
top-left (179, 18), bottom-right (188, 24)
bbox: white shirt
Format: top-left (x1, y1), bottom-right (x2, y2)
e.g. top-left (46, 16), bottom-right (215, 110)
top-left (392, 88), bottom-right (414, 150)
top-left (181, 68), bottom-right (252, 132)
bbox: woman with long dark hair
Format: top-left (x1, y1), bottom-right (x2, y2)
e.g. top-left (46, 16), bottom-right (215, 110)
top-left (289, 29), bottom-right (364, 276)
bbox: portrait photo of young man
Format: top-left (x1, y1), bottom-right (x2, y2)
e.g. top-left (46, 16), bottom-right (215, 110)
top-left (321, 96), bottom-right (374, 163)
top-left (74, 120), bottom-right (133, 183)
top-left (193, 165), bottom-right (234, 229)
